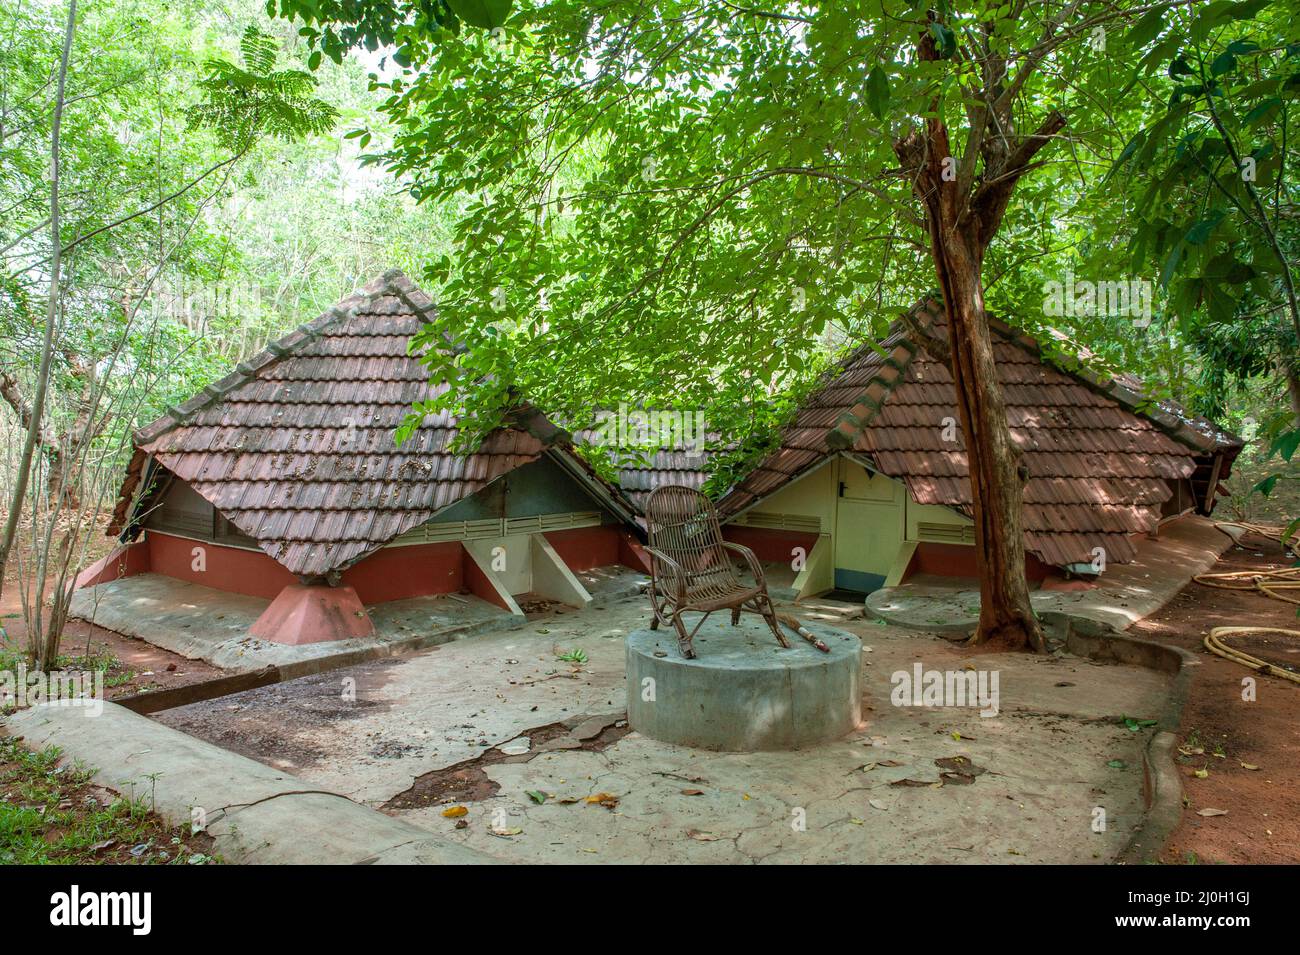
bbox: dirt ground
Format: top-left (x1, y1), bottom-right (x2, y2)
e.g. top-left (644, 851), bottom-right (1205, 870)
top-left (1128, 529), bottom-right (1300, 865)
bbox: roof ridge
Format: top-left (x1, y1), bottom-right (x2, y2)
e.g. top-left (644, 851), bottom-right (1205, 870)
top-left (821, 299), bottom-right (933, 451)
top-left (132, 271), bottom-right (423, 447)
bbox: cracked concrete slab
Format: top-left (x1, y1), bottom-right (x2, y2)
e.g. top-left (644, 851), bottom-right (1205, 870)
top-left (154, 596), bottom-right (1174, 863)
top-left (156, 609), bottom-right (636, 804)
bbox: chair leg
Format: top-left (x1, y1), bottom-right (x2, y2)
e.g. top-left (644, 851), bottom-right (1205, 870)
top-left (670, 610), bottom-right (697, 659)
top-left (730, 607), bottom-right (741, 626)
top-left (758, 594), bottom-right (790, 648)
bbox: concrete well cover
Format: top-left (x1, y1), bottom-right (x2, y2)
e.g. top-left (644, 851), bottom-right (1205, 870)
top-left (626, 616), bottom-right (861, 751)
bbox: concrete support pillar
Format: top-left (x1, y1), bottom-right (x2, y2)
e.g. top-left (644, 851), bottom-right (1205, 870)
top-left (530, 533), bottom-right (592, 608)
top-left (462, 540), bottom-right (524, 616)
top-left (249, 582), bottom-right (374, 645)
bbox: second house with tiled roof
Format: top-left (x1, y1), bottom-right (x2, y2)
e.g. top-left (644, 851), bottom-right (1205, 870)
top-left (713, 298), bottom-right (1243, 599)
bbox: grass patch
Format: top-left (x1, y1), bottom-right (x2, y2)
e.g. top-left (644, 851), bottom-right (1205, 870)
top-left (0, 735), bottom-right (217, 864)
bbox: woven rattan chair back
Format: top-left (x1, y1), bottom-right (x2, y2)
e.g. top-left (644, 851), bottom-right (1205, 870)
top-left (643, 485), bottom-right (788, 658)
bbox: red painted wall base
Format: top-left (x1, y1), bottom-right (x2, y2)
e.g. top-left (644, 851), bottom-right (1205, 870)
top-left (145, 532), bottom-right (296, 600)
top-left (905, 542), bottom-right (1052, 582)
top-left (75, 525), bottom-right (654, 644)
top-left (75, 539), bottom-right (152, 590)
top-left (249, 583), bottom-right (375, 645)
top-left (723, 525), bottom-right (819, 564)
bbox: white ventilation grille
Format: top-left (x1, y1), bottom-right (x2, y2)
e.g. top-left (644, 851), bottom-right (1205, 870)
top-left (734, 511), bottom-right (822, 533)
top-left (388, 511), bottom-right (604, 546)
top-left (915, 521), bottom-right (976, 545)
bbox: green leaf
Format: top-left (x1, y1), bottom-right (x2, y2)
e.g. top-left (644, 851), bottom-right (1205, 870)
top-left (1211, 51), bottom-right (1237, 76)
top-left (1185, 212), bottom-right (1226, 245)
top-left (1227, 0), bottom-right (1271, 20)
top-left (1270, 428), bottom-right (1300, 462)
top-left (526, 790), bottom-right (547, 804)
top-left (447, 0), bottom-right (513, 30)
top-left (1253, 474), bottom-right (1279, 497)
top-left (1160, 242), bottom-right (1184, 290)
top-left (1107, 130), bottom-right (1146, 179)
top-left (1244, 97), bottom-right (1282, 125)
top-left (1127, 8), bottom-right (1166, 49)
top-left (928, 22), bottom-right (957, 59)
top-left (865, 66), bottom-right (890, 120)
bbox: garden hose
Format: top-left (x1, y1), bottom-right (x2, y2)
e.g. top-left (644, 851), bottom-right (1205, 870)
top-left (1203, 627), bottom-right (1300, 686)
top-left (1193, 567), bottom-right (1300, 605)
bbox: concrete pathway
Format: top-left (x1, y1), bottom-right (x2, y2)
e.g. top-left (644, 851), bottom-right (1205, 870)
top-left (7, 702), bottom-right (491, 864)
top-left (867, 517), bottom-right (1233, 633)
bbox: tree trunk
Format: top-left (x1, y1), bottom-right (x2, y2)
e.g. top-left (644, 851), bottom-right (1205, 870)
top-left (893, 22), bottom-right (1052, 653)
top-left (0, 0), bottom-right (77, 599)
top-left (931, 228), bottom-right (1044, 651)
top-left (1285, 366), bottom-right (1300, 426)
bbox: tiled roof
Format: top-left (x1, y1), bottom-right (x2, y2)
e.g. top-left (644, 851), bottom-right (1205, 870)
top-left (109, 272), bottom-right (636, 577)
top-left (718, 299), bottom-right (1242, 568)
top-left (571, 429), bottom-right (717, 512)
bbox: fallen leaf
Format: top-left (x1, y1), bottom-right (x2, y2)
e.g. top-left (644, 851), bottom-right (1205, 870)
top-left (584, 792), bottom-right (620, 809)
top-left (934, 755), bottom-right (985, 776)
top-left (1241, 762), bottom-right (1260, 771)
top-left (847, 817), bottom-right (864, 825)
top-left (868, 799), bottom-right (889, 811)
top-left (681, 789), bottom-right (705, 796)
top-left (1194, 768), bottom-right (1209, 779)
top-left (1196, 807), bottom-right (1229, 817)
top-left (525, 790), bottom-right (547, 804)
top-left (686, 829), bottom-right (719, 841)
top-left (1107, 759), bottom-right (1127, 769)
top-left (441, 805), bottom-right (468, 818)
top-left (489, 827), bottom-right (523, 837)
top-left (890, 777), bottom-right (937, 787)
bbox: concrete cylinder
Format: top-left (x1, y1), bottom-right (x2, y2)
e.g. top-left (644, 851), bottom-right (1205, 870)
top-left (626, 617), bottom-right (861, 751)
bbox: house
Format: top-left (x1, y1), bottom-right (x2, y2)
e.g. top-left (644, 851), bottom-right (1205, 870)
top-left (77, 272), bottom-right (648, 645)
top-left (714, 298), bottom-right (1242, 598)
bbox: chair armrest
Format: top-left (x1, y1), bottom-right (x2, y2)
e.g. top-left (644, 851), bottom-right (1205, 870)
top-left (644, 546), bottom-right (688, 600)
top-left (721, 541), bottom-right (766, 583)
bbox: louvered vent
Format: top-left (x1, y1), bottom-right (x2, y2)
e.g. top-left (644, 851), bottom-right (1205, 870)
top-left (735, 511), bottom-right (821, 533)
top-left (387, 511), bottom-right (603, 546)
top-left (915, 521), bottom-right (976, 545)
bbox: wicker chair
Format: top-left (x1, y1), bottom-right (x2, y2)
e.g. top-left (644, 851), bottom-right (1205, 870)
top-left (643, 485), bottom-right (789, 659)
